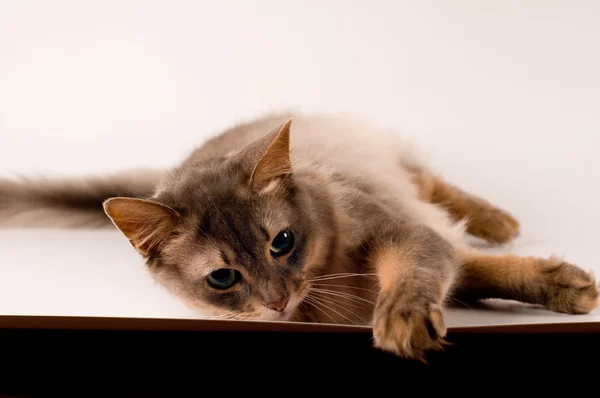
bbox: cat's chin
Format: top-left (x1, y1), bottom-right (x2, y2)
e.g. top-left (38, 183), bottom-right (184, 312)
top-left (261, 311), bottom-right (292, 322)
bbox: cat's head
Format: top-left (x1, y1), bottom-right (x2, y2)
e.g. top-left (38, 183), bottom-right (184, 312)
top-left (103, 119), bottom-right (336, 321)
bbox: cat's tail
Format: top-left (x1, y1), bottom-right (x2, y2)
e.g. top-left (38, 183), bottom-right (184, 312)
top-left (0, 169), bottom-right (163, 229)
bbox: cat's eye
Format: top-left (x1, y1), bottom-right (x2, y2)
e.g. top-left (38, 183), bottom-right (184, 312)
top-left (208, 268), bottom-right (241, 290)
top-left (270, 229), bottom-right (294, 257)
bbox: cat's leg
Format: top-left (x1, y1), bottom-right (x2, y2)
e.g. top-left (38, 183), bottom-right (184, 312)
top-left (413, 171), bottom-right (520, 244)
top-left (454, 251), bottom-right (598, 314)
top-left (370, 222), bottom-right (460, 362)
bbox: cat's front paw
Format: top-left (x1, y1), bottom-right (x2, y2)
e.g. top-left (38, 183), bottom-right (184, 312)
top-left (372, 295), bottom-right (447, 362)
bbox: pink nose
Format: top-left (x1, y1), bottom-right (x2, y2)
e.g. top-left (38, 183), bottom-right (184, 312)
top-left (265, 297), bottom-right (289, 312)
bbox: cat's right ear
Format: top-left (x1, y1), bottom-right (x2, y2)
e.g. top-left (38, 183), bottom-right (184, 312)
top-left (103, 197), bottom-right (180, 257)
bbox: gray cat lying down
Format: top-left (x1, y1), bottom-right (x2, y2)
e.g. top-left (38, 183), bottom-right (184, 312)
top-left (0, 112), bottom-right (597, 362)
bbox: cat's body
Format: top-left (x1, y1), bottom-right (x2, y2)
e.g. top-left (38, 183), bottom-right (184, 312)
top-left (1, 111), bottom-right (597, 361)
top-left (183, 112), bottom-right (468, 248)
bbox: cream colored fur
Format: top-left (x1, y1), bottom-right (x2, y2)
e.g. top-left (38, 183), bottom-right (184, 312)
top-left (184, 111), bottom-right (470, 250)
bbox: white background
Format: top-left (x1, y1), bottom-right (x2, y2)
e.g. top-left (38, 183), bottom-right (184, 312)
top-left (0, 1), bottom-right (599, 327)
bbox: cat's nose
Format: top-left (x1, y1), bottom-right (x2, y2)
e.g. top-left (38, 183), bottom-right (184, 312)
top-left (264, 297), bottom-right (289, 312)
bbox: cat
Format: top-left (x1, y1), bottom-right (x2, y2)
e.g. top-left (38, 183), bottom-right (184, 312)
top-left (0, 111), bottom-right (597, 362)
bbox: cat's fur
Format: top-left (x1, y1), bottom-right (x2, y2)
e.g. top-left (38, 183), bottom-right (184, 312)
top-left (1, 111), bottom-right (597, 361)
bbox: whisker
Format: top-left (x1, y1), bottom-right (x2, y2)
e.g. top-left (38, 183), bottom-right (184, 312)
top-left (311, 283), bottom-right (378, 294)
top-left (303, 296), bottom-right (338, 324)
top-left (310, 287), bottom-right (376, 306)
top-left (447, 296), bottom-right (476, 312)
top-left (310, 274), bottom-right (379, 282)
top-left (308, 292), bottom-right (370, 324)
top-left (308, 292), bottom-right (361, 315)
top-left (208, 313), bottom-right (236, 320)
top-left (207, 313), bottom-right (228, 319)
top-left (311, 272), bottom-right (378, 281)
top-left (312, 272), bottom-right (378, 278)
top-left (305, 295), bottom-right (357, 325)
top-left (306, 291), bottom-right (364, 309)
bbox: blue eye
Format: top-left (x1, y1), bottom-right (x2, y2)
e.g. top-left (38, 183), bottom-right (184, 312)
top-left (208, 268), bottom-right (240, 290)
top-left (270, 229), bottom-right (294, 256)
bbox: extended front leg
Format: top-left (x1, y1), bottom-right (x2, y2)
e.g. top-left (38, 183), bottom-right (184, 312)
top-left (370, 222), bottom-right (460, 362)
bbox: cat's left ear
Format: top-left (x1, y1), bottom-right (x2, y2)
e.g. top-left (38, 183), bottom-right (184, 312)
top-left (249, 118), bottom-right (293, 190)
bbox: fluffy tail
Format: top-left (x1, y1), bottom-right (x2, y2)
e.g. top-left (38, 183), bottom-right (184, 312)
top-left (0, 169), bottom-right (163, 228)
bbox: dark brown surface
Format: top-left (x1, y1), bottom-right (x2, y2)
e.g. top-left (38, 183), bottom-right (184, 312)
top-left (1, 315), bottom-right (598, 395)
top-left (0, 315), bottom-right (368, 333)
top-left (1, 314), bottom-right (599, 333)
top-left (1, 328), bottom-right (597, 395)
